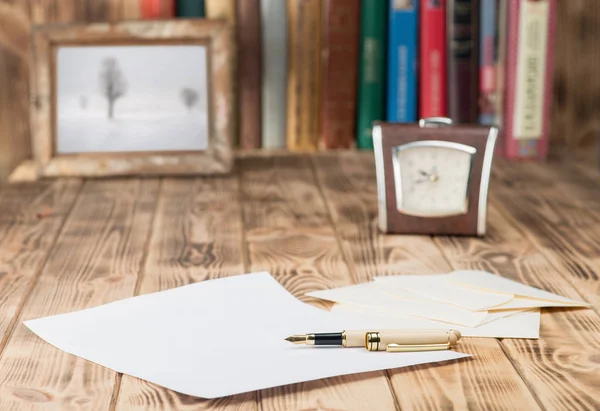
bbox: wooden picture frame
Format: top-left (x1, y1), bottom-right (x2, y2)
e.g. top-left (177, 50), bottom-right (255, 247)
top-left (30, 20), bottom-right (234, 177)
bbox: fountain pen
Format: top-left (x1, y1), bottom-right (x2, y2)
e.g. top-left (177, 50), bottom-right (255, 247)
top-left (285, 329), bottom-right (461, 352)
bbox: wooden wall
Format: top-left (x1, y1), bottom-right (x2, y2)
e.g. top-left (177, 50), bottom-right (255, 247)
top-left (0, 0), bottom-right (128, 180)
top-left (0, 0), bottom-right (599, 180)
top-left (551, 0), bottom-right (600, 149)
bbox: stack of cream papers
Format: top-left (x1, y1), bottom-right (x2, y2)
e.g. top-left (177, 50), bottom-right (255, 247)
top-left (24, 272), bottom-right (469, 399)
top-left (307, 270), bottom-right (591, 339)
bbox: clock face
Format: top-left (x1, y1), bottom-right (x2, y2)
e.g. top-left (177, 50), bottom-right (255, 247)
top-left (392, 141), bottom-right (476, 217)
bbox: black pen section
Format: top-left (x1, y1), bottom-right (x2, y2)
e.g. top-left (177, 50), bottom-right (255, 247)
top-left (314, 332), bottom-right (344, 346)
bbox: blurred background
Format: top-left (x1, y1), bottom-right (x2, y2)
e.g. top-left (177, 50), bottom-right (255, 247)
top-left (0, 0), bottom-right (598, 180)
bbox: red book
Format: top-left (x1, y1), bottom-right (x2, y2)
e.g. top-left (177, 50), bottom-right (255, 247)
top-left (237, 0), bottom-right (262, 149)
top-left (320, 0), bottom-right (360, 149)
top-left (420, 0), bottom-right (447, 118)
top-left (141, 0), bottom-right (174, 19)
top-left (503, 0), bottom-right (555, 159)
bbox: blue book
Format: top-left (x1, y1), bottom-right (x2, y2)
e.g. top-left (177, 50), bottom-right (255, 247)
top-left (386, 0), bottom-right (418, 123)
top-left (479, 0), bottom-right (497, 125)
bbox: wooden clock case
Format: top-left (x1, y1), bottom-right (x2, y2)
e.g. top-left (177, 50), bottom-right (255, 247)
top-left (373, 119), bottom-right (498, 236)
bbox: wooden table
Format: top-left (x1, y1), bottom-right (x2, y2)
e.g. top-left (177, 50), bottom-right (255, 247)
top-left (0, 152), bottom-right (598, 410)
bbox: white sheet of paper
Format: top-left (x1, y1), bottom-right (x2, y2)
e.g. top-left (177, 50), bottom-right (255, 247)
top-left (447, 270), bottom-right (590, 309)
top-left (479, 308), bottom-right (530, 325)
top-left (25, 273), bottom-right (469, 399)
top-left (306, 282), bottom-right (489, 327)
top-left (330, 304), bottom-right (541, 339)
top-left (374, 275), bottom-right (514, 311)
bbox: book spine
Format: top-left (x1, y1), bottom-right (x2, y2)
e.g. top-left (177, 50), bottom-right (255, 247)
top-left (176, 0), bottom-right (205, 17)
top-left (237, 0), bottom-right (262, 149)
top-left (141, 0), bottom-right (174, 19)
top-left (356, 0), bottom-right (386, 149)
top-left (495, 0), bottom-right (507, 132)
top-left (286, 0), bottom-right (322, 151)
top-left (447, 0), bottom-right (480, 123)
top-left (504, 0), bottom-right (555, 159)
top-left (122, 0), bottom-right (142, 19)
top-left (320, 0), bottom-right (360, 149)
top-left (420, 0), bottom-right (447, 118)
top-left (386, 0), bottom-right (418, 123)
top-left (479, 0), bottom-right (496, 125)
top-left (206, 0), bottom-right (235, 18)
top-left (261, 0), bottom-right (288, 149)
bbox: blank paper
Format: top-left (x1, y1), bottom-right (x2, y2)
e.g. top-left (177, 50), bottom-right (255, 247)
top-left (25, 273), bottom-right (468, 399)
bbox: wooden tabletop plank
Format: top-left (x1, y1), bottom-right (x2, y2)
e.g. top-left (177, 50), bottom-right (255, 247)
top-left (239, 156), bottom-right (399, 411)
top-left (312, 152), bottom-right (542, 411)
top-left (492, 158), bottom-right (600, 310)
top-left (0, 153), bottom-right (597, 409)
top-left (0, 180), bottom-right (81, 346)
top-left (434, 198), bottom-right (600, 410)
top-left (115, 176), bottom-right (256, 411)
top-left (0, 179), bottom-right (159, 410)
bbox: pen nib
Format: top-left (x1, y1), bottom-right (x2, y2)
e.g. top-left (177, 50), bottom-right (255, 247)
top-left (285, 335), bottom-right (308, 344)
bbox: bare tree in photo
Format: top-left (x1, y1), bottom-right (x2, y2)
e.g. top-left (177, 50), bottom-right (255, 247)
top-left (181, 87), bottom-right (200, 112)
top-left (79, 95), bottom-right (88, 110)
top-left (100, 57), bottom-right (127, 119)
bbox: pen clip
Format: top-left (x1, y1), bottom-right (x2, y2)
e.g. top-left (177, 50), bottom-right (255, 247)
top-left (386, 342), bottom-right (451, 353)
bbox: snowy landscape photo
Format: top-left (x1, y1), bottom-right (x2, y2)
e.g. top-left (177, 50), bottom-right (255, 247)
top-left (56, 45), bottom-right (209, 154)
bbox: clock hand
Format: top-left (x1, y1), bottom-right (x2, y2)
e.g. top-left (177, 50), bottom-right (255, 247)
top-left (418, 170), bottom-right (430, 177)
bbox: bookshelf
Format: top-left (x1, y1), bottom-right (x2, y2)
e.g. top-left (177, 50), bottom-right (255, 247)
top-left (0, 0), bottom-right (599, 180)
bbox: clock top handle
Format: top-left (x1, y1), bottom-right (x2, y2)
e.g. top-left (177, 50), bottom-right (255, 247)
top-left (419, 117), bottom-right (453, 128)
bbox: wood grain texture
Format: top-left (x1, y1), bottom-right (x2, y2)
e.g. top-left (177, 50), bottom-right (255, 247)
top-left (0, 1), bottom-right (31, 180)
top-left (312, 152), bottom-right (543, 410)
top-left (0, 180), bottom-right (81, 343)
top-left (492, 158), bottom-right (600, 310)
top-left (30, 20), bottom-right (234, 177)
top-left (550, 0), bottom-right (600, 149)
top-left (0, 179), bottom-right (159, 410)
top-left (115, 176), bottom-right (255, 410)
top-left (0, 153), bottom-right (599, 408)
top-left (205, 0), bottom-right (238, 147)
top-left (239, 155), bottom-right (399, 411)
top-left (0, 0), bottom-right (118, 181)
top-left (435, 192), bottom-right (600, 409)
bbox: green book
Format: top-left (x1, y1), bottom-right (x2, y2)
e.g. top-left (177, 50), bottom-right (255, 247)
top-left (356, 0), bottom-right (387, 150)
top-left (176, 0), bottom-right (205, 17)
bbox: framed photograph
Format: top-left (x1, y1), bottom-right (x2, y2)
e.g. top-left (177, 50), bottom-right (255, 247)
top-left (30, 20), bottom-right (234, 177)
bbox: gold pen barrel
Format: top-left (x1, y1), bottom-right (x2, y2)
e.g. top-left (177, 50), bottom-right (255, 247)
top-left (364, 329), bottom-right (461, 352)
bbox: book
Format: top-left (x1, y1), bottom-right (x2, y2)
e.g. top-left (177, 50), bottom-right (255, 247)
top-left (503, 0), bottom-right (556, 159)
top-left (205, 0), bottom-right (235, 18)
top-left (122, 0), bottom-right (142, 19)
top-left (261, 0), bottom-right (288, 149)
top-left (286, 0), bottom-right (322, 151)
top-left (320, 0), bottom-right (360, 149)
top-left (495, 0), bottom-right (507, 129)
top-left (479, 0), bottom-right (497, 125)
top-left (387, 0), bottom-right (418, 123)
top-left (420, 0), bottom-right (447, 118)
top-left (356, 0), bottom-right (387, 149)
top-left (176, 0), bottom-right (205, 17)
top-left (237, 0), bottom-right (262, 149)
top-left (141, 0), bottom-right (175, 19)
top-left (447, 0), bottom-right (480, 123)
